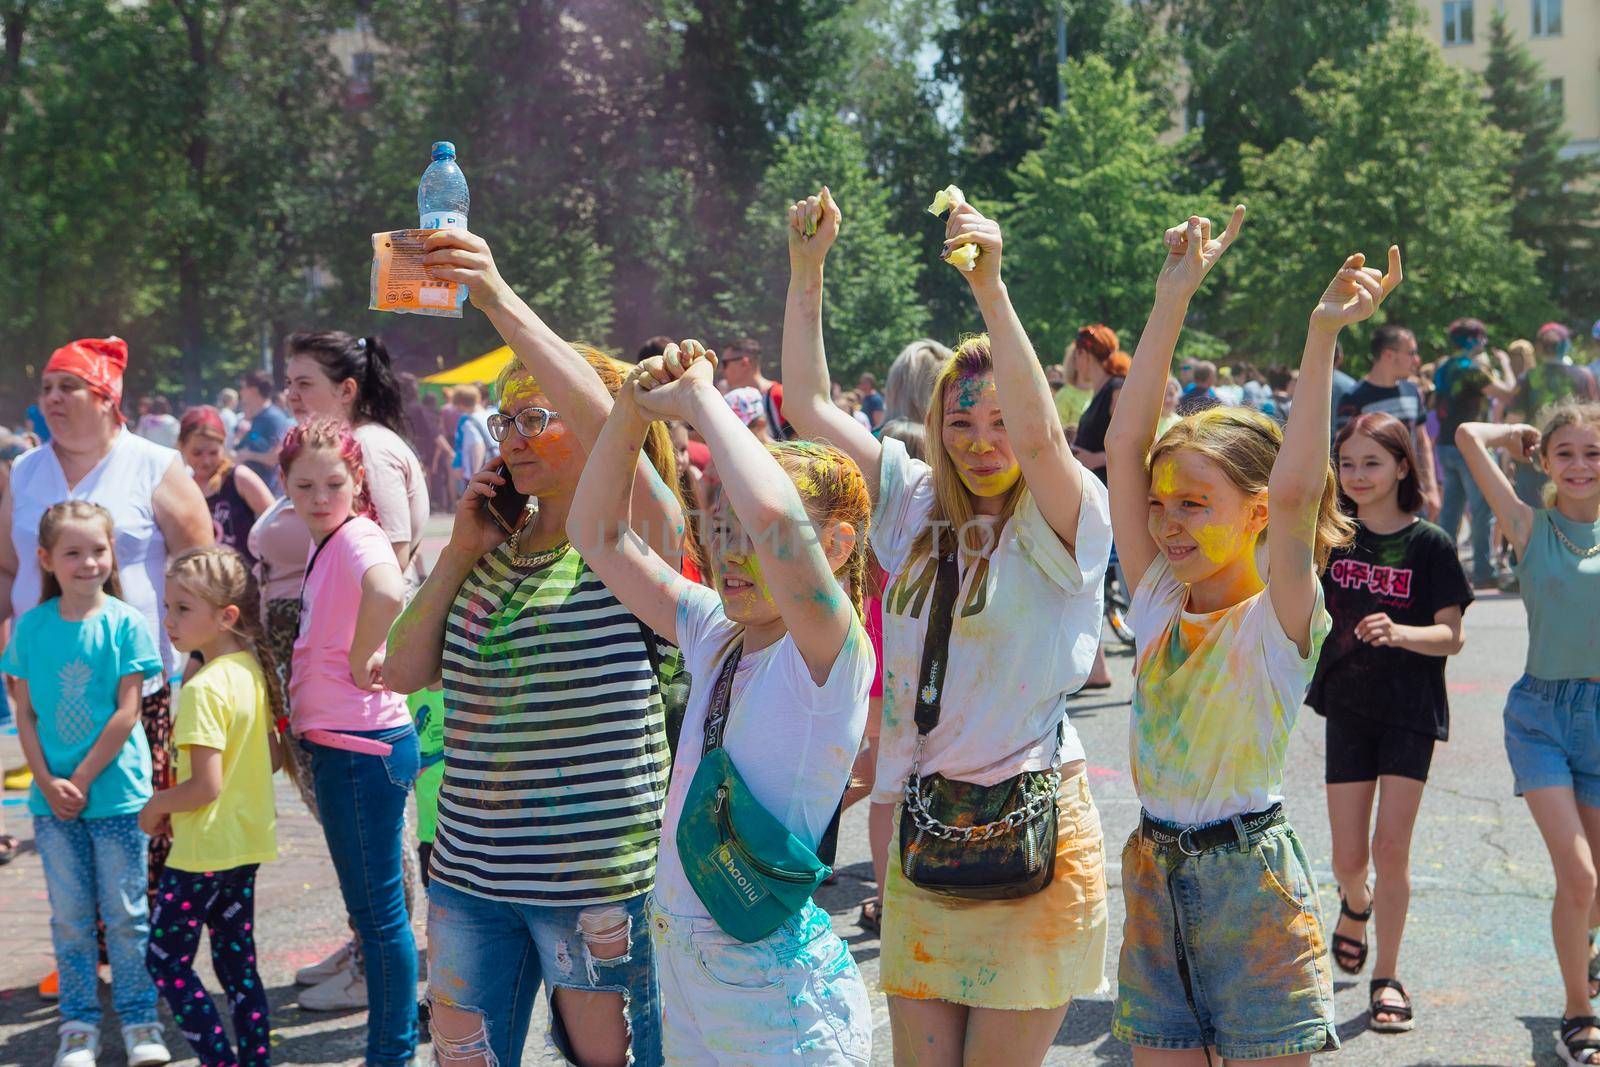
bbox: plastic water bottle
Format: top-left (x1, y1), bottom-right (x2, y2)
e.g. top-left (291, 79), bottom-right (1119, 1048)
top-left (418, 141), bottom-right (469, 230)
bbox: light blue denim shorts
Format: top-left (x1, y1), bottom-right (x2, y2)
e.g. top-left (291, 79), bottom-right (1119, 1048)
top-left (1113, 815), bottom-right (1338, 1060)
top-left (1504, 674), bottom-right (1600, 806)
top-left (650, 898), bottom-right (870, 1066)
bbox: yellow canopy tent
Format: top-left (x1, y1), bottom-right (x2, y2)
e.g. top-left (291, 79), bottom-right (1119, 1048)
top-left (420, 346), bottom-right (516, 390)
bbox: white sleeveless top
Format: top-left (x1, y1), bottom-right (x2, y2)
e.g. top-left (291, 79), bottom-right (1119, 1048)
top-left (9, 430), bottom-right (182, 689)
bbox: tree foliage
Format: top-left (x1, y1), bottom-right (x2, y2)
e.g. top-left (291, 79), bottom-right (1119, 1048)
top-left (1482, 9), bottom-right (1600, 324)
top-left (1225, 32), bottom-right (1554, 358)
top-left (1005, 55), bottom-right (1217, 362)
top-left (715, 108), bottom-right (927, 383)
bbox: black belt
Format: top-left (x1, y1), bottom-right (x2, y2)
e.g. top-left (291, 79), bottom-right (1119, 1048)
top-left (1139, 803), bottom-right (1285, 857)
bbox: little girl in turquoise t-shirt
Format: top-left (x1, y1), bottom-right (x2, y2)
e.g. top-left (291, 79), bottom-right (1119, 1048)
top-left (2, 501), bottom-right (169, 1067)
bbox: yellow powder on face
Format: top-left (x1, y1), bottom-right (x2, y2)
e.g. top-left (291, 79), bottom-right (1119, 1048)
top-left (1194, 523), bottom-right (1240, 564)
top-left (499, 373), bottom-right (544, 405)
top-left (1153, 459), bottom-right (1178, 496)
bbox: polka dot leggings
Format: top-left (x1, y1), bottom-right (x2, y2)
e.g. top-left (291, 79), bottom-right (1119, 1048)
top-left (146, 865), bottom-right (271, 1066)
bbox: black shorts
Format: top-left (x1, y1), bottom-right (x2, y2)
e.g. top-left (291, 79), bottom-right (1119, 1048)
top-left (1324, 713), bottom-right (1437, 784)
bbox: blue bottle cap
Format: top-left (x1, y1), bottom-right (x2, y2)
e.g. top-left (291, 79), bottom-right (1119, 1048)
top-left (430, 141), bottom-right (456, 161)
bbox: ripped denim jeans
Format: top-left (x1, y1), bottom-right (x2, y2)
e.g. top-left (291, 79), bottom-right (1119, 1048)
top-left (425, 879), bottom-right (662, 1067)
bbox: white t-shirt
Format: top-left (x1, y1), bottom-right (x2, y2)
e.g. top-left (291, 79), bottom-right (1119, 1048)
top-left (652, 583), bottom-right (872, 919)
top-left (1128, 557), bottom-right (1330, 825)
top-left (352, 422), bottom-right (429, 587)
top-left (869, 437), bottom-right (1111, 804)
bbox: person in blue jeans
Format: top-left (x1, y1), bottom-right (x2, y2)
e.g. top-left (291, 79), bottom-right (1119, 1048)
top-left (1432, 318), bottom-right (1516, 584)
top-left (3, 501), bottom-right (171, 1067)
top-left (282, 418), bottom-right (417, 1066)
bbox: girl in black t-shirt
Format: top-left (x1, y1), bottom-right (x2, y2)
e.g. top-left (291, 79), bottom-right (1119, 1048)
top-left (1312, 412), bottom-right (1473, 1035)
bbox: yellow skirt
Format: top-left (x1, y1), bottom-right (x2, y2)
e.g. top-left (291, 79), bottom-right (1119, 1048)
top-left (880, 770), bottom-right (1109, 1010)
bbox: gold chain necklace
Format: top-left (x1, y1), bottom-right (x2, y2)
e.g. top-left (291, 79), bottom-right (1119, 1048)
top-left (1550, 516), bottom-right (1600, 560)
top-left (510, 526), bottom-right (570, 570)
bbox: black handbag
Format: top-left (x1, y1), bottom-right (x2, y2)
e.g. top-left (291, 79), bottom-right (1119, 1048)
top-left (898, 550), bottom-right (1060, 900)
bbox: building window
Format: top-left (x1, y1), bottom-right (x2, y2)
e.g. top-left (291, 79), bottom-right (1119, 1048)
top-left (1185, 95), bottom-right (1206, 132)
top-left (1442, 0), bottom-right (1474, 45)
top-left (1532, 0), bottom-right (1562, 36)
top-left (352, 51), bottom-right (375, 84)
top-left (1546, 77), bottom-right (1564, 115)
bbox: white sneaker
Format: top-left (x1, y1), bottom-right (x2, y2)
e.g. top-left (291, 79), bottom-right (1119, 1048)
top-left (295, 939), bottom-right (357, 986)
top-left (53, 1022), bottom-right (98, 1067)
top-left (122, 1023), bottom-right (171, 1067)
top-left (297, 965), bottom-right (367, 1012)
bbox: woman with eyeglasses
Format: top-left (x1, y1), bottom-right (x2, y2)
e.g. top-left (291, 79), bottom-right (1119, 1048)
top-left (383, 230), bottom-right (685, 1067)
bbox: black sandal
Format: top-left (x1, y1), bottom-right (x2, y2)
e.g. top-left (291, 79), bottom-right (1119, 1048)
top-left (857, 898), bottom-right (881, 935)
top-left (1332, 887), bottom-right (1372, 975)
top-left (1368, 978), bottom-right (1415, 1033)
top-left (1559, 1015), bottom-right (1600, 1065)
top-left (1589, 929), bottom-right (1599, 999)
top-left (0, 834), bottom-right (16, 866)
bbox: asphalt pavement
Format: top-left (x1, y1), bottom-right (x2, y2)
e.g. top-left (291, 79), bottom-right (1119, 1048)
top-left (0, 576), bottom-right (1574, 1066)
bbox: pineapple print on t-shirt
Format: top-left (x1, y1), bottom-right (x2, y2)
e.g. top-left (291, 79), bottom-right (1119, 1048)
top-left (0, 597), bottom-right (163, 819)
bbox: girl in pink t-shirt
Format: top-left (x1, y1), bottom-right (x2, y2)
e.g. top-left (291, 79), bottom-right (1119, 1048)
top-left (279, 416), bottom-right (418, 1064)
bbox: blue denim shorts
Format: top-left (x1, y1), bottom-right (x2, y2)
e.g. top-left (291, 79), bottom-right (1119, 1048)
top-left (650, 898), bottom-right (870, 1066)
top-left (426, 879), bottom-right (662, 1067)
top-left (1504, 674), bottom-right (1600, 806)
top-left (1113, 815), bottom-right (1338, 1060)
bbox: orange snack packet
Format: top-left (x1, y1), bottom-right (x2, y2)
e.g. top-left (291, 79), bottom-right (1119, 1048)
top-left (370, 229), bottom-right (464, 318)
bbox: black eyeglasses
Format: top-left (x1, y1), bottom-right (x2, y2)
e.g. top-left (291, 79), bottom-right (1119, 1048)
top-left (487, 407), bottom-right (559, 442)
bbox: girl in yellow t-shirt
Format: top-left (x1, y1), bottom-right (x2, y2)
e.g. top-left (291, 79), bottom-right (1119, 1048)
top-left (140, 546), bottom-right (282, 1067)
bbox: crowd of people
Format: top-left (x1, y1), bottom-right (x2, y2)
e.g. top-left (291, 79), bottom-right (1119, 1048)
top-left (0, 186), bottom-right (1597, 1067)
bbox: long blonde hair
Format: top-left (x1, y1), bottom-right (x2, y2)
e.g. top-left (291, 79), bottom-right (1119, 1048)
top-left (909, 336), bottom-right (1025, 561)
top-left (1150, 407), bottom-right (1354, 572)
top-left (38, 501), bottom-right (122, 603)
top-left (166, 546), bottom-right (286, 731)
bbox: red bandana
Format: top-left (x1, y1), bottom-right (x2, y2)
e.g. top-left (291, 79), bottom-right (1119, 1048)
top-left (44, 337), bottom-right (130, 421)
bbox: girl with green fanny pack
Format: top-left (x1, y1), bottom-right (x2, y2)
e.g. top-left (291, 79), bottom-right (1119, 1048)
top-left (570, 339), bottom-right (876, 1065)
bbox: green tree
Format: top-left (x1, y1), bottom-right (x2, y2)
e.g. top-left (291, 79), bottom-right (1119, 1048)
top-left (937, 0), bottom-right (1173, 200)
top-left (1225, 32), bottom-right (1554, 358)
top-left (1005, 55), bottom-right (1218, 362)
top-left (1168, 0), bottom-right (1408, 192)
top-left (1483, 9), bottom-right (1600, 322)
top-left (714, 107), bottom-right (927, 381)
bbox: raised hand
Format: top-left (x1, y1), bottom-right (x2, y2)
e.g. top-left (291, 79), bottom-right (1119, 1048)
top-left (788, 188), bottom-right (841, 268)
top-left (941, 192), bottom-right (1003, 287)
top-left (1500, 423), bottom-right (1542, 462)
top-left (421, 230), bottom-right (513, 312)
top-left (631, 340), bottom-right (719, 422)
top-left (1311, 246), bottom-right (1402, 329)
top-left (1155, 206), bottom-right (1246, 299)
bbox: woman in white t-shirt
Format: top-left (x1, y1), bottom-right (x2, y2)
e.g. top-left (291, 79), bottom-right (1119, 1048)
top-left (780, 189), bottom-right (1112, 1063)
top-left (281, 331), bottom-right (429, 588)
top-left (570, 340), bottom-right (875, 1065)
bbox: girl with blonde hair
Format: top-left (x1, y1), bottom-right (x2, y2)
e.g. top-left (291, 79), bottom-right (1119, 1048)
top-left (1105, 208), bottom-right (1395, 1064)
top-left (781, 186), bottom-right (1112, 1065)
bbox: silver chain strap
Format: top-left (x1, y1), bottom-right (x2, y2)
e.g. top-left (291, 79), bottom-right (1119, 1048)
top-left (902, 738), bottom-right (1060, 842)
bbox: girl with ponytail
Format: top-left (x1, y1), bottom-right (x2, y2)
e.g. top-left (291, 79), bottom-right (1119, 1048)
top-left (284, 331), bottom-right (430, 585)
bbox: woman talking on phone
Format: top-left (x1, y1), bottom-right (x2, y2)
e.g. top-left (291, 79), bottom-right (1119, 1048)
top-left (385, 230), bottom-right (685, 1067)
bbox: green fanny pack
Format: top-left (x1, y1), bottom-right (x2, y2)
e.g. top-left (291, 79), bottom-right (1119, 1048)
top-left (676, 638), bottom-right (830, 943)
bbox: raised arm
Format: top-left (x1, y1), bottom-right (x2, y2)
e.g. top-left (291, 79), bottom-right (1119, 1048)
top-left (1454, 421), bottom-right (1539, 557)
top-left (940, 193), bottom-right (1090, 550)
top-left (781, 189), bottom-right (884, 496)
top-left (424, 231), bottom-right (683, 558)
top-left (567, 358), bottom-right (694, 645)
top-left (1106, 208), bottom-right (1246, 592)
top-left (1270, 248), bottom-right (1401, 653)
top-left (634, 343), bottom-right (857, 683)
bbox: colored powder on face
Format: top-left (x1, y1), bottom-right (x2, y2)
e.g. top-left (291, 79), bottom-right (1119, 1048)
top-left (956, 462), bottom-right (1022, 498)
top-left (1194, 523), bottom-right (1240, 564)
top-left (1153, 459), bottom-right (1178, 497)
top-left (947, 372), bottom-right (996, 413)
top-left (499, 373), bottom-right (544, 405)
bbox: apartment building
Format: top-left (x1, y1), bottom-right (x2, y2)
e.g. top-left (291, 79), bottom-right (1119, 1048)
top-left (1430, 0), bottom-right (1597, 155)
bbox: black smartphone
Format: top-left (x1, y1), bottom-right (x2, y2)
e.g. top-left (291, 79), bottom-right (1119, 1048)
top-left (486, 460), bottom-right (531, 535)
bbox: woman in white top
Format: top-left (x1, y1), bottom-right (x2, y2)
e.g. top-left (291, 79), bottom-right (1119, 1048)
top-left (781, 189), bottom-right (1112, 1064)
top-left (282, 331), bottom-right (430, 586)
top-left (0, 336), bottom-right (212, 893)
